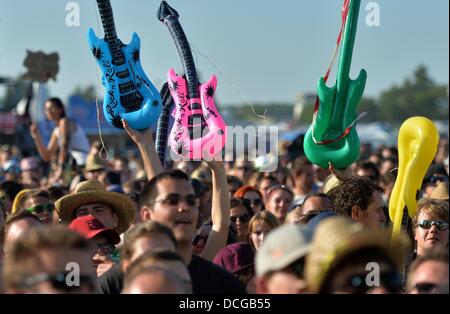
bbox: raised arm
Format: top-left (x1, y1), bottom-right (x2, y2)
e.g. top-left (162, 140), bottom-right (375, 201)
top-left (30, 123), bottom-right (58, 162)
top-left (122, 119), bottom-right (163, 181)
top-left (200, 159), bottom-right (230, 261)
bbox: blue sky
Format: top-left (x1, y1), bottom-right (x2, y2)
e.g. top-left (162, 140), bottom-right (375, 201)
top-left (0, 0), bottom-right (448, 106)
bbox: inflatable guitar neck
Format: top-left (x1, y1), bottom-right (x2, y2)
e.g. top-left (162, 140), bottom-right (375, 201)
top-left (88, 0), bottom-right (162, 130)
top-left (389, 117), bottom-right (439, 237)
top-left (158, 1), bottom-right (226, 160)
top-left (303, 0), bottom-right (366, 169)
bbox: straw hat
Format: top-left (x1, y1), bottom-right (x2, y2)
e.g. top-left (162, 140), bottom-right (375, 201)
top-left (305, 216), bottom-right (409, 293)
top-left (430, 181), bottom-right (449, 200)
top-left (84, 154), bottom-right (106, 172)
top-left (55, 180), bottom-right (134, 234)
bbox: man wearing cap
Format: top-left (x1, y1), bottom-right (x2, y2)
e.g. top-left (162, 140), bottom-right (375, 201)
top-left (69, 215), bottom-right (121, 277)
top-left (55, 179), bottom-right (135, 235)
top-left (255, 224), bottom-right (312, 294)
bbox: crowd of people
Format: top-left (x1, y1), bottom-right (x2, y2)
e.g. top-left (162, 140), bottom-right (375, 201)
top-left (0, 97), bottom-right (448, 294)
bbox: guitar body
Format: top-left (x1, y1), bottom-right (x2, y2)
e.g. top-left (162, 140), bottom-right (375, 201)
top-left (167, 68), bottom-right (226, 160)
top-left (88, 29), bottom-right (162, 130)
top-left (304, 70), bottom-right (366, 169)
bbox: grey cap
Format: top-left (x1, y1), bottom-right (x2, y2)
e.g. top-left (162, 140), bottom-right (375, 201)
top-left (255, 224), bottom-right (312, 277)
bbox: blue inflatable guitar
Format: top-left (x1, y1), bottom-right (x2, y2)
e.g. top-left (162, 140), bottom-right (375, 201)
top-left (87, 0), bottom-right (162, 130)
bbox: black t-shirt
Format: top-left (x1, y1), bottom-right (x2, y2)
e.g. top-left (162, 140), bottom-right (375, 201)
top-left (98, 254), bottom-right (247, 294)
top-left (98, 266), bottom-right (123, 294)
top-left (188, 254), bottom-right (247, 294)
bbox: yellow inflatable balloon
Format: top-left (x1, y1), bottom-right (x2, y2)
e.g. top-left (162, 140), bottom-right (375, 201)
top-left (389, 117), bottom-right (439, 237)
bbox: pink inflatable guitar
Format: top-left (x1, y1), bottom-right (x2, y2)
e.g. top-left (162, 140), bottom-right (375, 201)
top-left (158, 1), bottom-right (226, 160)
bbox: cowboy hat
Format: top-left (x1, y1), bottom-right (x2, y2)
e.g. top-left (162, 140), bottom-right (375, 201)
top-left (55, 180), bottom-right (134, 234)
top-left (305, 216), bottom-right (410, 293)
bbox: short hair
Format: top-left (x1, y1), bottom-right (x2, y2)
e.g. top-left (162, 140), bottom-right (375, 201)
top-left (3, 226), bottom-right (89, 289)
top-left (139, 170), bottom-right (190, 209)
top-left (122, 265), bottom-right (185, 294)
top-left (412, 198), bottom-right (449, 227)
top-left (4, 210), bottom-right (42, 231)
top-left (120, 221), bottom-right (177, 261)
top-left (13, 188), bottom-right (50, 213)
top-left (123, 250), bottom-right (190, 293)
top-left (302, 192), bottom-right (333, 207)
top-left (330, 176), bottom-right (384, 216)
top-left (407, 247), bottom-right (449, 290)
top-left (355, 161), bottom-right (381, 182)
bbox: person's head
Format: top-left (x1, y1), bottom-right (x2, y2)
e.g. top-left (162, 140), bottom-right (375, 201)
top-left (291, 157), bottom-right (315, 191)
top-left (407, 247), bottom-right (449, 294)
top-left (3, 211), bottom-right (42, 256)
top-left (248, 211), bottom-right (280, 251)
top-left (3, 226), bottom-right (96, 294)
top-left (213, 242), bottom-right (255, 290)
top-left (139, 170), bottom-right (198, 247)
top-left (354, 161), bottom-right (381, 184)
top-left (422, 164), bottom-right (449, 198)
top-left (120, 220), bottom-right (177, 272)
top-left (83, 154), bottom-right (107, 181)
top-left (233, 160), bottom-right (254, 184)
top-left (191, 219), bottom-right (213, 255)
top-left (14, 189), bottom-right (53, 224)
top-left (191, 178), bottom-right (212, 226)
top-left (44, 97), bottom-right (66, 121)
top-left (68, 215), bottom-right (121, 269)
top-left (226, 175), bottom-right (243, 197)
top-left (122, 266), bottom-right (187, 294)
top-left (234, 186), bottom-right (264, 214)
top-left (122, 250), bottom-right (191, 294)
top-left (55, 179), bottom-right (135, 234)
top-left (20, 157), bottom-right (41, 187)
top-left (413, 199), bottom-right (449, 256)
top-left (301, 193), bottom-right (333, 216)
top-left (331, 176), bottom-right (386, 228)
top-left (2, 160), bottom-right (21, 182)
top-left (285, 207), bottom-right (303, 224)
top-left (379, 157), bottom-right (398, 177)
top-left (256, 175), bottom-right (279, 202)
top-left (255, 224), bottom-right (312, 294)
top-left (306, 216), bottom-right (408, 294)
top-left (230, 197), bottom-right (253, 242)
top-left (0, 181), bottom-right (24, 215)
top-left (265, 185), bottom-right (294, 223)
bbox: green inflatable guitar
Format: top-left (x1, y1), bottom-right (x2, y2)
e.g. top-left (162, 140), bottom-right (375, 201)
top-left (304, 0), bottom-right (366, 169)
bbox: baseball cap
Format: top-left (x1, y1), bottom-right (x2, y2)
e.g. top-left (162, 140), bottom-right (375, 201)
top-left (255, 224), bottom-right (312, 277)
top-left (213, 242), bottom-right (255, 274)
top-left (68, 215), bottom-right (121, 245)
top-left (2, 160), bottom-right (21, 174)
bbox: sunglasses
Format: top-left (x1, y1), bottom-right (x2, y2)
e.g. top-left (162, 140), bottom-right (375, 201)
top-left (417, 220), bottom-right (449, 230)
top-left (192, 233), bottom-right (209, 245)
top-left (412, 282), bottom-right (439, 294)
top-left (24, 203), bottom-right (54, 214)
top-left (93, 243), bottom-right (116, 256)
top-left (340, 270), bottom-right (401, 294)
top-left (154, 194), bottom-right (198, 207)
top-left (230, 214), bottom-right (251, 223)
top-left (429, 175), bottom-right (449, 184)
top-left (21, 271), bottom-right (96, 292)
top-left (246, 198), bottom-right (263, 207)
